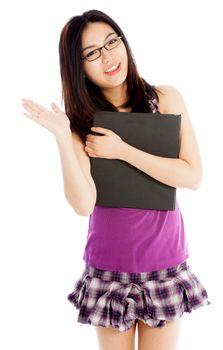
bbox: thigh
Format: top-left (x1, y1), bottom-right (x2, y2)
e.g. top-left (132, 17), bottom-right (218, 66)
top-left (138, 318), bottom-right (182, 350)
top-left (95, 320), bottom-right (137, 350)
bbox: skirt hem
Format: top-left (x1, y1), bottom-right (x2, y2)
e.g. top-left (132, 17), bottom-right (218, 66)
top-left (74, 298), bottom-right (211, 332)
top-left (67, 261), bottom-right (211, 332)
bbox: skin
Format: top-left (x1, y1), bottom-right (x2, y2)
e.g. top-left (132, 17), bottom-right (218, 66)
top-left (95, 319), bottom-right (182, 350)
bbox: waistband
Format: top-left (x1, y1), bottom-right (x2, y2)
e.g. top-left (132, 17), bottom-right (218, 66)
top-left (85, 261), bottom-right (188, 284)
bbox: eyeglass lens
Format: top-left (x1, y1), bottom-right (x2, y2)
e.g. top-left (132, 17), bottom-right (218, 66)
top-left (84, 37), bottom-right (121, 61)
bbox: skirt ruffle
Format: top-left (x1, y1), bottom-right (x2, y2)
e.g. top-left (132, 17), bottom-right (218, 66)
top-left (67, 261), bottom-right (211, 332)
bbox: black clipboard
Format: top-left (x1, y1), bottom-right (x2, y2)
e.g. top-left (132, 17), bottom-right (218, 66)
top-left (90, 111), bottom-right (181, 210)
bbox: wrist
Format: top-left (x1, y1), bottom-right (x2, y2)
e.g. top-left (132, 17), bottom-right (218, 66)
top-left (55, 129), bottom-right (72, 142)
top-left (119, 141), bottom-right (129, 161)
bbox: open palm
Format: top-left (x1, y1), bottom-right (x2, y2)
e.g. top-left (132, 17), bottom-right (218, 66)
top-left (21, 98), bottom-right (71, 137)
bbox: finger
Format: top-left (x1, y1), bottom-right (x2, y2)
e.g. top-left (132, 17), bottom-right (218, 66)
top-left (23, 112), bottom-right (40, 122)
top-left (22, 103), bottom-right (41, 118)
top-left (85, 146), bottom-right (95, 153)
top-left (85, 141), bottom-right (94, 146)
top-left (22, 99), bottom-right (46, 114)
top-left (23, 112), bottom-right (32, 118)
top-left (26, 99), bottom-right (46, 111)
top-left (91, 126), bottom-right (111, 134)
top-left (86, 135), bottom-right (95, 142)
top-left (51, 102), bottom-right (62, 113)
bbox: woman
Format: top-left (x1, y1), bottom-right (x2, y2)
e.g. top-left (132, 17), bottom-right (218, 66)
top-left (21, 9), bottom-right (211, 350)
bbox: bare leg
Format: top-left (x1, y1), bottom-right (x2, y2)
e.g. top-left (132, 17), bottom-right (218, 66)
top-left (138, 318), bottom-right (182, 350)
top-left (95, 320), bottom-right (137, 350)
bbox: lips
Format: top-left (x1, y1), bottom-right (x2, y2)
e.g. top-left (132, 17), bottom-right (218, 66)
top-left (104, 63), bottom-right (121, 76)
top-left (104, 62), bottom-right (121, 73)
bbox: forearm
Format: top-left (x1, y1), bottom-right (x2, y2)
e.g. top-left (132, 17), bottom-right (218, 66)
top-left (119, 142), bottom-right (201, 190)
top-left (55, 132), bottom-right (94, 216)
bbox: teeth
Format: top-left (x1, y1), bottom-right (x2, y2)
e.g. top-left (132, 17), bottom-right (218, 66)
top-left (105, 63), bottom-right (120, 73)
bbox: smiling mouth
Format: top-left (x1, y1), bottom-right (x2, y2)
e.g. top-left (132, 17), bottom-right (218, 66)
top-left (104, 63), bottom-right (121, 75)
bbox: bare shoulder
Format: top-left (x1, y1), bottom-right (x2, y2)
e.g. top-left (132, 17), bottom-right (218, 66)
top-left (155, 84), bottom-right (184, 114)
top-left (155, 84), bottom-right (193, 135)
top-left (155, 84), bottom-right (193, 129)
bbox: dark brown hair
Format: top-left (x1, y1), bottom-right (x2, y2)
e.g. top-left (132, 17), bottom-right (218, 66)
top-left (58, 9), bottom-right (162, 143)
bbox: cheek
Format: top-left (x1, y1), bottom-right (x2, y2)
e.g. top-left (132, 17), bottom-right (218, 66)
top-left (84, 62), bottom-right (102, 82)
top-left (122, 50), bottom-right (128, 70)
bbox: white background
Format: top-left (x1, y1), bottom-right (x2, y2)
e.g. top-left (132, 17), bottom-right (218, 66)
top-left (0, 0), bottom-right (222, 349)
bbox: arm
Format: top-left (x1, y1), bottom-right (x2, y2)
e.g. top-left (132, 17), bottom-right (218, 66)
top-left (55, 131), bottom-right (96, 216)
top-left (119, 144), bottom-right (199, 189)
top-left (119, 85), bottom-right (203, 190)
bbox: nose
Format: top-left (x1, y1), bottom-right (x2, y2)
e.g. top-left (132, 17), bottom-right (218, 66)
top-left (101, 47), bottom-right (114, 63)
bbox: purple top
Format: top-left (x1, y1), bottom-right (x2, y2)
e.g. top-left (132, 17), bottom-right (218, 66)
top-left (83, 93), bottom-right (190, 272)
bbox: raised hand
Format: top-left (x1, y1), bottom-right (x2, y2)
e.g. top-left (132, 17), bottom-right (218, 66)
top-left (21, 98), bottom-right (71, 138)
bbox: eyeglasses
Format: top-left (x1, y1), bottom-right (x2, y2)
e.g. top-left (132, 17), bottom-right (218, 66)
top-left (81, 35), bottom-right (123, 62)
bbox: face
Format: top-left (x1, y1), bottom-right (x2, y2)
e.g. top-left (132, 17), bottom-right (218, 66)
top-left (81, 21), bottom-right (128, 90)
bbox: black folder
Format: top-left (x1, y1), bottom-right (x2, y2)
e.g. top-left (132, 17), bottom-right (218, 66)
top-left (90, 111), bottom-right (181, 210)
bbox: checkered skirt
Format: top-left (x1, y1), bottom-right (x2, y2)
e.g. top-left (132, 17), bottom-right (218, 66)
top-left (67, 260), bottom-right (211, 332)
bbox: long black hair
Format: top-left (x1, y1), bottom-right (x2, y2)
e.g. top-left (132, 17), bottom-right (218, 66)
top-left (58, 9), bottom-right (163, 143)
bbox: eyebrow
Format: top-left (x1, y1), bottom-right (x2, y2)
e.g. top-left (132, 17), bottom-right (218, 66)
top-left (81, 32), bottom-right (117, 53)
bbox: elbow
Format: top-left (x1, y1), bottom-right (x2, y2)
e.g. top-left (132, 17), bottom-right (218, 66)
top-left (66, 194), bottom-right (96, 217)
top-left (80, 204), bottom-right (96, 216)
top-left (76, 195), bottom-right (97, 216)
top-left (75, 200), bottom-right (96, 216)
top-left (77, 211), bottom-right (92, 217)
top-left (77, 188), bottom-right (97, 216)
top-left (75, 206), bottom-right (94, 217)
top-left (190, 172), bottom-right (203, 191)
top-left (78, 187), bottom-right (97, 216)
top-left (191, 181), bottom-right (201, 191)
top-left (84, 195), bottom-right (97, 216)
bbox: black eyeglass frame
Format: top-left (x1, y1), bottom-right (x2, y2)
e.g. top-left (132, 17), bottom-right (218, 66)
top-left (81, 35), bottom-right (123, 62)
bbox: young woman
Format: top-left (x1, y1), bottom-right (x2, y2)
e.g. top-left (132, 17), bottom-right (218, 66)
top-left (21, 9), bottom-right (211, 350)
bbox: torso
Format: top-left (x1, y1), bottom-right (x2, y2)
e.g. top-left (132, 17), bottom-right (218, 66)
top-left (83, 84), bottom-right (190, 272)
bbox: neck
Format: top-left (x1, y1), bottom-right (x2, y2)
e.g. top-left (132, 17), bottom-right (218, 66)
top-left (101, 81), bottom-right (128, 108)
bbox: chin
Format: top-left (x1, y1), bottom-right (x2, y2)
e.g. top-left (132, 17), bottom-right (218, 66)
top-left (105, 73), bottom-right (127, 87)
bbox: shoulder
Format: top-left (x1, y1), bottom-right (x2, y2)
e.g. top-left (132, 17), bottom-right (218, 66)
top-left (155, 84), bottom-right (192, 134)
top-left (155, 85), bottom-right (186, 114)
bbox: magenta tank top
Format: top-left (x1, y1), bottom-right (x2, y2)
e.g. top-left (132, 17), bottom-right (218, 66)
top-left (83, 92), bottom-right (190, 273)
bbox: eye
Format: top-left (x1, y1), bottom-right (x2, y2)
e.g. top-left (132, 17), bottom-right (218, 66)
top-left (107, 38), bottom-right (117, 46)
top-left (86, 50), bottom-right (98, 58)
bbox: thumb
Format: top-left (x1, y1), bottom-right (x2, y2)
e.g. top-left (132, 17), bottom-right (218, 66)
top-left (51, 102), bottom-right (62, 113)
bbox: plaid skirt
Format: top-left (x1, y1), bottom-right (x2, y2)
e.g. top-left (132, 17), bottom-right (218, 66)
top-left (67, 260), bottom-right (211, 332)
